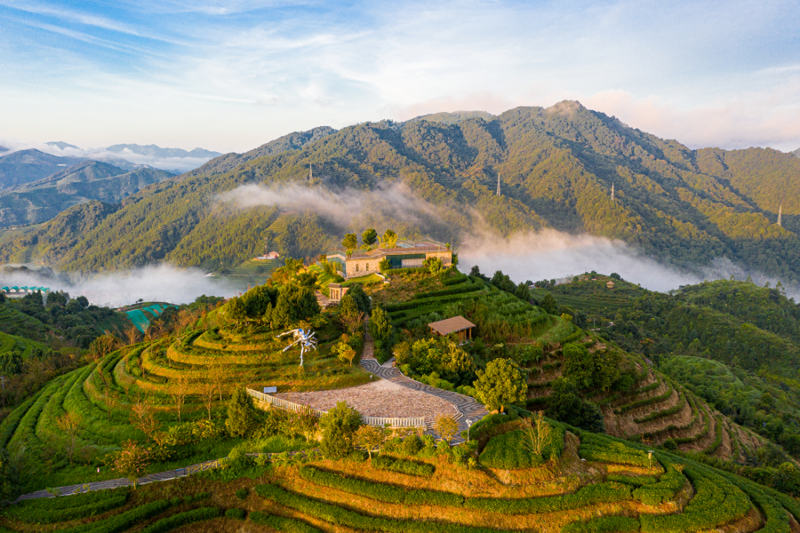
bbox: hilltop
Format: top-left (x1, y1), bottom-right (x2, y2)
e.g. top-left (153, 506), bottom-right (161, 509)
top-left (1, 102), bottom-right (799, 284)
top-left (0, 149), bottom-right (85, 190)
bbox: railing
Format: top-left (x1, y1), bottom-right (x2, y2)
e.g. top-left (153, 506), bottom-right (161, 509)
top-left (246, 388), bottom-right (426, 428)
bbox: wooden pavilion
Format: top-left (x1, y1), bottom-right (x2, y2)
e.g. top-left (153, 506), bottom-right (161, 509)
top-left (428, 316), bottom-right (476, 344)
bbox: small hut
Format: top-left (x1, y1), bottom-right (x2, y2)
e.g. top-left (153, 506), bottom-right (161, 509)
top-left (428, 316), bottom-right (476, 344)
top-left (606, 280), bottom-right (615, 290)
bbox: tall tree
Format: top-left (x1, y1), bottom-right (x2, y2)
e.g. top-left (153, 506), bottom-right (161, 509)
top-left (362, 228), bottom-right (378, 247)
top-left (342, 233), bottom-right (358, 257)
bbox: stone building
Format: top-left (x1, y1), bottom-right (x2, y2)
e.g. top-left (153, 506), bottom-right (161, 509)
top-left (330, 242), bottom-right (452, 279)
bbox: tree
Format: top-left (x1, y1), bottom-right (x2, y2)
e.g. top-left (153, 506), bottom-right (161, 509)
top-left (0, 352), bottom-right (23, 375)
top-left (209, 364), bottom-right (228, 401)
top-left (522, 411), bottom-right (552, 457)
top-left (335, 342), bottom-right (357, 366)
top-left (56, 412), bottom-right (82, 464)
top-left (362, 228), bottom-right (378, 247)
top-left (226, 387), bottom-right (259, 438)
top-left (320, 401), bottom-right (362, 459)
top-left (89, 333), bottom-right (120, 364)
top-left (434, 415), bottom-right (459, 443)
top-left (199, 382), bottom-right (217, 421)
top-left (123, 325), bottom-right (141, 346)
top-left (353, 425), bottom-right (385, 459)
top-left (370, 308), bottom-right (393, 342)
top-left (547, 378), bottom-right (604, 432)
top-left (343, 233), bottom-right (358, 257)
top-left (339, 295), bottom-right (365, 335)
top-left (130, 398), bottom-right (160, 442)
top-left (226, 297), bottom-right (248, 328)
top-left (345, 283), bottom-right (371, 314)
top-left (167, 376), bottom-right (190, 422)
top-left (273, 285), bottom-right (321, 327)
top-left (0, 448), bottom-right (14, 501)
top-left (111, 440), bottom-right (150, 490)
top-left (380, 229), bottom-right (398, 249)
top-left (474, 358), bottom-right (527, 413)
top-left (541, 293), bottom-right (558, 314)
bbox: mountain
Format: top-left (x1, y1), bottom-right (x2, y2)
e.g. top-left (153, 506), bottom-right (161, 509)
top-left (45, 141), bottom-right (80, 150)
top-left (793, 147), bottom-right (800, 158)
top-left (0, 146), bottom-right (8, 153)
top-left (3, 102), bottom-right (800, 282)
top-left (0, 149), bottom-right (85, 190)
top-left (408, 110), bottom-right (495, 125)
top-left (105, 143), bottom-right (221, 159)
top-left (0, 160), bottom-right (173, 228)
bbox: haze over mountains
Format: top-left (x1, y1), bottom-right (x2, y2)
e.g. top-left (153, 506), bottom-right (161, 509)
top-left (2, 102), bottom-right (800, 291)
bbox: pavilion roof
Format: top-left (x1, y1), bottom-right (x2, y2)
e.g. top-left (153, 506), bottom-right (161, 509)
top-left (428, 316), bottom-right (476, 336)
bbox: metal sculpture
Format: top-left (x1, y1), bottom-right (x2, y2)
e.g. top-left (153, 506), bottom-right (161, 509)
top-left (276, 328), bottom-right (318, 367)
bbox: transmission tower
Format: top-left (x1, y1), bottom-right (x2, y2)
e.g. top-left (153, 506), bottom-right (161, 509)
top-left (611, 183), bottom-right (615, 202)
top-left (496, 174), bottom-right (501, 196)
top-left (778, 204), bottom-right (782, 227)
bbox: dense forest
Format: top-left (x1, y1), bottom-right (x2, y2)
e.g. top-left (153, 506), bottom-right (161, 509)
top-left (1, 102), bottom-right (799, 281)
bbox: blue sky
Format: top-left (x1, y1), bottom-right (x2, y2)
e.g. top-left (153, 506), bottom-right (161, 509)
top-left (1, 0), bottom-right (800, 153)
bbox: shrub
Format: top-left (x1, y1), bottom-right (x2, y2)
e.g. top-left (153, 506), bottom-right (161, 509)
top-left (57, 499), bottom-right (171, 533)
top-left (563, 516), bottom-right (640, 533)
top-left (226, 387), bottom-right (259, 438)
top-left (255, 484), bottom-right (499, 533)
top-left (300, 466), bottom-right (405, 503)
top-left (6, 493), bottom-right (129, 523)
top-left (479, 425), bottom-right (565, 469)
top-left (140, 507), bottom-right (222, 533)
top-left (371, 455), bottom-right (435, 477)
top-left (578, 433), bottom-right (653, 468)
top-left (250, 511), bottom-right (322, 533)
top-left (236, 488), bottom-right (248, 500)
top-left (225, 508), bottom-right (246, 520)
top-left (463, 482), bottom-right (632, 514)
top-left (474, 358), bottom-right (527, 413)
top-left (632, 466), bottom-right (687, 505)
top-left (399, 434), bottom-right (423, 456)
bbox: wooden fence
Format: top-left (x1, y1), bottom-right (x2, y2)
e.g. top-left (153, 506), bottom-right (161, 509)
top-left (246, 388), bottom-right (425, 428)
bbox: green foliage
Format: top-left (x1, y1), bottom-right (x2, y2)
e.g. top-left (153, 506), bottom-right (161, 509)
top-left (362, 228), bottom-right (378, 246)
top-left (226, 387), bottom-right (259, 438)
top-left (273, 285), bottom-right (320, 327)
top-left (577, 432), bottom-right (653, 468)
top-left (474, 358), bottom-right (527, 412)
top-left (140, 507), bottom-right (222, 533)
top-left (250, 511), bottom-right (322, 533)
top-left (562, 516), bottom-right (640, 533)
top-left (547, 378), bottom-right (604, 432)
top-left (463, 482), bottom-right (631, 514)
top-left (2, 488), bottom-right (129, 523)
top-left (224, 508), bottom-right (246, 520)
top-left (479, 424), bottom-right (565, 469)
top-left (371, 455), bottom-right (435, 477)
top-left (319, 402), bottom-right (362, 460)
top-left (300, 465), bottom-right (406, 503)
top-left (396, 337), bottom-right (475, 387)
top-left (632, 466), bottom-right (687, 505)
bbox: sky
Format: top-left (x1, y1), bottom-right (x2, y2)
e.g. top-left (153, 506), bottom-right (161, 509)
top-left (1, 0), bottom-right (800, 154)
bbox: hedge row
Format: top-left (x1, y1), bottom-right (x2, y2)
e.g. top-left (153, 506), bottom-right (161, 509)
top-left (8, 487), bottom-right (129, 512)
top-left (632, 467), bottom-right (687, 505)
top-left (462, 482), bottom-right (631, 515)
top-left (606, 475), bottom-right (656, 487)
top-left (9, 494), bottom-right (129, 524)
top-left (562, 516), bottom-right (640, 533)
top-left (578, 434), bottom-right (653, 468)
top-left (701, 416), bottom-right (724, 455)
top-left (371, 456), bottom-right (435, 477)
top-left (634, 394), bottom-right (699, 440)
top-left (59, 499), bottom-right (171, 533)
top-left (140, 507), bottom-right (221, 533)
top-left (634, 391), bottom-right (686, 424)
top-left (255, 484), bottom-right (503, 533)
top-left (479, 425), bottom-right (565, 469)
top-left (443, 273), bottom-right (469, 286)
top-left (413, 279), bottom-right (482, 300)
top-left (639, 467), bottom-right (751, 533)
top-left (0, 387), bottom-right (44, 447)
top-left (300, 466), bottom-right (464, 507)
top-left (614, 382), bottom-right (673, 415)
top-left (250, 511), bottom-right (322, 532)
top-left (670, 406), bottom-right (711, 445)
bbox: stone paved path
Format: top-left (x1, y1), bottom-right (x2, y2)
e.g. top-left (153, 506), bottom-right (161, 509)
top-left (360, 328), bottom-right (488, 441)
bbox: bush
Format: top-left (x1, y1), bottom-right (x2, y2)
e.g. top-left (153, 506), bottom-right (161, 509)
top-left (300, 466), bottom-right (405, 503)
top-left (140, 507), bottom-right (222, 533)
top-left (320, 402), bottom-right (362, 460)
top-left (399, 434), bottom-right (423, 456)
top-left (371, 456), bottom-right (435, 477)
top-left (225, 508), bottom-right (246, 520)
top-left (255, 484), bottom-right (499, 533)
top-left (632, 466), bottom-right (687, 505)
top-left (578, 433), bottom-right (653, 468)
top-left (479, 424), bottom-right (565, 469)
top-left (563, 516), bottom-right (640, 533)
top-left (463, 482), bottom-right (631, 514)
top-left (58, 499), bottom-right (171, 533)
top-left (250, 511), bottom-right (322, 532)
top-left (6, 493), bottom-right (129, 524)
top-left (235, 488), bottom-right (248, 500)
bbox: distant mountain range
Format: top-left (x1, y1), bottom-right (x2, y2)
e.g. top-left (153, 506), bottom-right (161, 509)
top-left (0, 146), bottom-right (8, 153)
top-left (45, 141), bottom-right (80, 150)
top-left (0, 159), bottom-right (173, 228)
top-left (793, 147), bottom-right (800, 158)
top-left (105, 144), bottom-right (221, 159)
top-left (0, 149), bottom-right (85, 190)
top-left (2, 103), bottom-right (800, 284)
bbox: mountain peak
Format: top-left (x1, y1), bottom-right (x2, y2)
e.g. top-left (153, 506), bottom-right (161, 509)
top-left (546, 100), bottom-right (586, 116)
top-left (105, 144), bottom-right (221, 159)
top-left (46, 141), bottom-right (80, 150)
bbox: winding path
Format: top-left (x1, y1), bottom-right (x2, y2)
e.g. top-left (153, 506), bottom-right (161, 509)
top-left (359, 329), bottom-right (488, 441)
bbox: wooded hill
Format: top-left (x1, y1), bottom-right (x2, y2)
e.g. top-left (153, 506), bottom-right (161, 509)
top-left (2, 102), bottom-right (800, 282)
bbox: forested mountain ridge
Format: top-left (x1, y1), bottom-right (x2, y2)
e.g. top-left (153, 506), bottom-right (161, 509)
top-left (2, 102), bottom-right (800, 280)
top-left (0, 160), bottom-right (173, 228)
top-left (0, 149), bottom-right (85, 190)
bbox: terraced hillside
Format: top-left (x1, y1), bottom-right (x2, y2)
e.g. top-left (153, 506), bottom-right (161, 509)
top-left (0, 315), bottom-right (370, 493)
top-left (0, 331), bottom-right (48, 357)
top-left (2, 410), bottom-right (798, 533)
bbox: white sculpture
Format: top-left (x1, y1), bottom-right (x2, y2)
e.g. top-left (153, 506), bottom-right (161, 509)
top-left (276, 328), bottom-right (318, 367)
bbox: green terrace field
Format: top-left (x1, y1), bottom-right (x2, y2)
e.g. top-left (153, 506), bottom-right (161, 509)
top-left (0, 316), bottom-right (370, 493)
top-left (0, 302), bottom-right (50, 341)
top-left (2, 415), bottom-right (796, 533)
top-left (0, 331), bottom-right (48, 358)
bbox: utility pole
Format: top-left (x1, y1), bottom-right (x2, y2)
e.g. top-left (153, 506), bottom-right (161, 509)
top-left (611, 183), bottom-right (615, 202)
top-left (778, 204), bottom-right (782, 227)
top-left (309, 164), bottom-right (313, 182)
top-left (496, 174), bottom-right (501, 196)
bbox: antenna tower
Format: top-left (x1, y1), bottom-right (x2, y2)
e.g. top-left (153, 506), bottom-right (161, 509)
top-left (496, 174), bottom-right (501, 196)
top-left (611, 183), bottom-right (615, 202)
top-left (309, 164), bottom-right (313, 182)
top-left (778, 204), bottom-right (782, 227)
